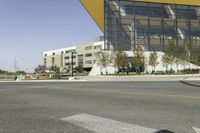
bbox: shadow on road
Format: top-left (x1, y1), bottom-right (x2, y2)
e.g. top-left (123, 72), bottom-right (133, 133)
top-left (179, 80), bottom-right (200, 88)
top-left (154, 130), bottom-right (175, 133)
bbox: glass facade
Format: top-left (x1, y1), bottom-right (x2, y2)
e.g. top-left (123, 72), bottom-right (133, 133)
top-left (105, 0), bottom-right (200, 51)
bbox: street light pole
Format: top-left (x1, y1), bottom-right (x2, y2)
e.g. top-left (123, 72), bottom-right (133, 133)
top-left (71, 52), bottom-right (77, 77)
top-left (71, 52), bottom-right (74, 77)
top-left (189, 52), bottom-right (191, 70)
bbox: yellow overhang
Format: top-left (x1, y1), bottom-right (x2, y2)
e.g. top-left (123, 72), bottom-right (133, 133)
top-left (80, 0), bottom-right (200, 33)
top-left (132, 0), bottom-right (200, 6)
top-left (80, 0), bottom-right (104, 32)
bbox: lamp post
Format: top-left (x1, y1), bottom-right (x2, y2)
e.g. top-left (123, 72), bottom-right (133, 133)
top-left (71, 52), bottom-right (77, 77)
top-left (188, 52), bottom-right (191, 70)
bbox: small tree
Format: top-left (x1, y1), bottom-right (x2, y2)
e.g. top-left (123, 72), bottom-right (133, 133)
top-left (149, 51), bottom-right (159, 73)
top-left (110, 49), bottom-right (119, 73)
top-left (179, 42), bottom-right (190, 70)
top-left (174, 46), bottom-right (181, 72)
top-left (191, 46), bottom-right (200, 69)
top-left (111, 49), bottom-right (128, 74)
top-left (49, 65), bottom-right (60, 73)
top-left (119, 50), bottom-right (128, 74)
top-left (163, 40), bottom-right (177, 71)
top-left (162, 52), bottom-right (170, 72)
top-left (0, 69), bottom-right (8, 75)
top-left (16, 71), bottom-right (27, 75)
top-left (174, 54), bottom-right (181, 72)
top-left (183, 40), bottom-right (192, 69)
top-left (49, 65), bottom-right (60, 79)
top-left (132, 45), bottom-right (145, 74)
top-left (62, 66), bottom-right (70, 74)
top-left (34, 65), bottom-right (48, 74)
top-left (76, 65), bottom-right (84, 73)
top-left (96, 50), bottom-right (111, 75)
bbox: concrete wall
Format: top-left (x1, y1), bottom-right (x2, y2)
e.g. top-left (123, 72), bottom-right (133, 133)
top-left (89, 51), bottom-right (200, 76)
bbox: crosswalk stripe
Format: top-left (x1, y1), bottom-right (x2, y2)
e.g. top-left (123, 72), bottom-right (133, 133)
top-left (61, 114), bottom-right (157, 133)
top-left (193, 127), bottom-right (200, 133)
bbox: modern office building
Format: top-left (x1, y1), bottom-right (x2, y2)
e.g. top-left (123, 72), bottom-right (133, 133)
top-left (79, 0), bottom-right (200, 75)
top-left (43, 40), bottom-right (104, 72)
top-left (80, 0), bottom-right (200, 51)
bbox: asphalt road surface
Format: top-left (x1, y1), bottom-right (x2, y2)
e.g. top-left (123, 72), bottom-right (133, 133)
top-left (0, 81), bottom-right (200, 133)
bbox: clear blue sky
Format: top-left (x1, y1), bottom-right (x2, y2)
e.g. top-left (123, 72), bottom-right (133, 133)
top-left (0, 0), bottom-right (102, 72)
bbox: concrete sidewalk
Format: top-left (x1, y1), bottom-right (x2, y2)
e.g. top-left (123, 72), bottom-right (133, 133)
top-left (0, 79), bottom-right (87, 83)
top-left (77, 74), bottom-right (200, 82)
top-left (0, 74), bottom-right (200, 83)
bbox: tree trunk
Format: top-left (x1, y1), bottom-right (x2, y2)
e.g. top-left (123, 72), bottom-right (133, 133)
top-left (171, 64), bottom-right (173, 71)
top-left (105, 67), bottom-right (108, 75)
top-left (176, 64), bottom-right (178, 73)
top-left (137, 67), bottom-right (140, 74)
top-left (100, 66), bottom-right (102, 75)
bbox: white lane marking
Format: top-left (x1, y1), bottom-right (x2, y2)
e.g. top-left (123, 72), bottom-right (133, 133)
top-left (193, 127), bottom-right (200, 133)
top-left (61, 114), bottom-right (157, 133)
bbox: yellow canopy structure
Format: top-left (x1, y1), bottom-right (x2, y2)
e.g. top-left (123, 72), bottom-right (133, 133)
top-left (80, 0), bottom-right (104, 32)
top-left (80, 0), bottom-right (200, 32)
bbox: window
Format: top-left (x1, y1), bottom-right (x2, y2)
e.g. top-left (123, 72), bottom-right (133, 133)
top-left (78, 55), bottom-right (83, 59)
top-left (52, 53), bottom-right (55, 55)
top-left (94, 45), bottom-right (102, 49)
top-left (85, 60), bottom-right (92, 64)
top-left (85, 53), bottom-right (92, 57)
top-left (44, 54), bottom-right (47, 57)
top-left (65, 55), bottom-right (76, 60)
top-left (65, 62), bottom-right (76, 66)
top-left (65, 56), bottom-right (70, 59)
top-left (85, 46), bottom-right (92, 50)
top-left (78, 55), bottom-right (84, 66)
top-left (105, 0), bottom-right (200, 51)
top-left (65, 62), bottom-right (70, 66)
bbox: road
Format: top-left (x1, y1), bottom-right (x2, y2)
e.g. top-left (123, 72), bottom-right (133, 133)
top-left (0, 81), bottom-right (200, 133)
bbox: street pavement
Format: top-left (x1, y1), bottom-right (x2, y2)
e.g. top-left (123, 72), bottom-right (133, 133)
top-left (0, 81), bottom-right (200, 133)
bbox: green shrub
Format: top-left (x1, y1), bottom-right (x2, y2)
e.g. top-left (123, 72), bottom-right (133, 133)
top-left (180, 69), bottom-right (200, 74)
top-left (154, 71), bottom-right (166, 75)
